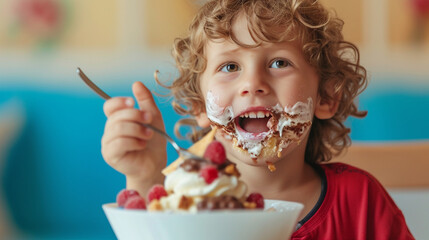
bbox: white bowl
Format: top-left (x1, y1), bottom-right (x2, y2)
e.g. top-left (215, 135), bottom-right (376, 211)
top-left (103, 199), bottom-right (303, 240)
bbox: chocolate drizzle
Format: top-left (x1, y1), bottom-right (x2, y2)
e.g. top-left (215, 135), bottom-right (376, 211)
top-left (197, 195), bottom-right (244, 210)
top-left (179, 158), bottom-right (240, 177)
top-left (180, 158), bottom-right (204, 172)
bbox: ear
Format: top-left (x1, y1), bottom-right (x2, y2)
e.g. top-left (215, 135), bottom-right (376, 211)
top-left (195, 112), bottom-right (211, 128)
top-left (314, 89), bottom-right (341, 120)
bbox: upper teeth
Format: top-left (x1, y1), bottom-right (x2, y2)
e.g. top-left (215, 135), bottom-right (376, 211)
top-left (240, 111), bottom-right (271, 118)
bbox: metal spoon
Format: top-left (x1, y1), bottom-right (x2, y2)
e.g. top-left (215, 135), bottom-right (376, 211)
top-left (77, 67), bottom-right (205, 161)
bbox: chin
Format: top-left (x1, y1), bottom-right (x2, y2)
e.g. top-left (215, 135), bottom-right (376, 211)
top-left (234, 136), bottom-right (278, 158)
top-left (224, 135), bottom-right (285, 172)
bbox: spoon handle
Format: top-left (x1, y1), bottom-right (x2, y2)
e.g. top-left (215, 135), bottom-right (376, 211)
top-left (77, 67), bottom-right (111, 100)
top-left (140, 122), bottom-right (182, 153)
top-left (140, 122), bottom-right (201, 160)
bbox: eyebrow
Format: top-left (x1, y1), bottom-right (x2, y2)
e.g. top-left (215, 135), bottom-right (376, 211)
top-left (210, 51), bottom-right (239, 63)
top-left (208, 44), bottom-right (242, 58)
top-left (205, 45), bottom-right (242, 70)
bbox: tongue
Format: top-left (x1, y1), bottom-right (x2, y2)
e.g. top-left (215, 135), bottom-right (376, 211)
top-left (241, 118), bottom-right (270, 133)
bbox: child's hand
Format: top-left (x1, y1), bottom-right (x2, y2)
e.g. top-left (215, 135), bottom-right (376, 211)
top-left (101, 82), bottom-right (167, 193)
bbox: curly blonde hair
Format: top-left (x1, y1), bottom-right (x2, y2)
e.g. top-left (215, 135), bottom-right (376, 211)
top-left (161, 0), bottom-right (367, 164)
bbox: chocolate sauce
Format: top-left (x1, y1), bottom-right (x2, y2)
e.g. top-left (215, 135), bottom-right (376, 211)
top-left (197, 195), bottom-right (244, 210)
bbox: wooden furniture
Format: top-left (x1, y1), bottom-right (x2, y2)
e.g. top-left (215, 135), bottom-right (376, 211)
top-left (332, 141), bottom-right (429, 188)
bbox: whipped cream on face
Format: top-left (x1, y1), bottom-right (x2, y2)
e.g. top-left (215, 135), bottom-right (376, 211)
top-left (234, 131), bottom-right (270, 158)
top-left (205, 93), bottom-right (314, 158)
top-left (276, 97), bottom-right (313, 138)
top-left (235, 97), bottom-right (313, 158)
top-left (206, 91), bottom-right (234, 126)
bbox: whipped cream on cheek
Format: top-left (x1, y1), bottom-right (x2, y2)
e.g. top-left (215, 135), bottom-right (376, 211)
top-left (275, 98), bottom-right (313, 138)
top-left (206, 91), bottom-right (234, 126)
top-left (272, 98), bottom-right (313, 151)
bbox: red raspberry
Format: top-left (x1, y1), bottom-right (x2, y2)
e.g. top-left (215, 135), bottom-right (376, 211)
top-left (147, 184), bottom-right (168, 203)
top-left (124, 196), bottom-right (146, 209)
top-left (246, 193), bottom-right (265, 209)
top-left (116, 189), bottom-right (140, 207)
top-left (200, 165), bottom-right (219, 184)
top-left (203, 141), bottom-right (226, 165)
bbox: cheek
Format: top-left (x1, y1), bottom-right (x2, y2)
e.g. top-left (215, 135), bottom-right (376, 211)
top-left (275, 82), bottom-right (318, 109)
top-left (205, 90), bottom-right (235, 126)
top-left (200, 71), bottom-right (237, 108)
top-left (204, 84), bottom-right (233, 108)
top-left (285, 97), bottom-right (314, 121)
top-left (205, 90), bottom-right (222, 112)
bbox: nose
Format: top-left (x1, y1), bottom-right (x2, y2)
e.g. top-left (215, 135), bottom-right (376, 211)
top-left (239, 71), bottom-right (270, 96)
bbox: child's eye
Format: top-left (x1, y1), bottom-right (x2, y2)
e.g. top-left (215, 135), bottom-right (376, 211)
top-left (269, 59), bottom-right (290, 69)
top-left (220, 63), bottom-right (241, 72)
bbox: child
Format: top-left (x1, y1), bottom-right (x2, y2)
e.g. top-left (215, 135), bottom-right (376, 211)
top-left (101, 0), bottom-right (414, 239)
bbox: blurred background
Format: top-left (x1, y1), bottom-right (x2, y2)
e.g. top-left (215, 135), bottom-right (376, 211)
top-left (0, 0), bottom-right (428, 239)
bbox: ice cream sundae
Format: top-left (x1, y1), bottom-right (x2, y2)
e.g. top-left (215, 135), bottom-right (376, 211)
top-left (116, 140), bottom-right (264, 212)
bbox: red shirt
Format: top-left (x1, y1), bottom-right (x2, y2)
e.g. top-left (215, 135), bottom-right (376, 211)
top-left (291, 163), bottom-right (414, 240)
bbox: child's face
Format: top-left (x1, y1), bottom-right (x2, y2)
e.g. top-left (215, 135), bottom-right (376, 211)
top-left (197, 14), bottom-right (325, 166)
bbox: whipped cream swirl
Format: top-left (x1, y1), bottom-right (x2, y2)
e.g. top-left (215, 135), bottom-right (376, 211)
top-left (165, 168), bottom-right (247, 198)
top-left (159, 167), bottom-right (248, 212)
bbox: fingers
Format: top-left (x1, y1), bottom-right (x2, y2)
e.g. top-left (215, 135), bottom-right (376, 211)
top-left (131, 82), bottom-right (165, 133)
top-left (107, 107), bottom-right (152, 126)
top-left (132, 82), bottom-right (159, 116)
top-left (104, 120), bottom-right (153, 140)
top-left (103, 108), bottom-right (154, 143)
top-left (104, 82), bottom-right (161, 122)
top-left (101, 82), bottom-right (165, 167)
top-left (101, 137), bottom-right (146, 165)
top-left (101, 112), bottom-right (154, 163)
top-left (103, 97), bottom-right (135, 117)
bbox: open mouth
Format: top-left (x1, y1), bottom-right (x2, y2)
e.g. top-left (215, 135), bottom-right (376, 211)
top-left (208, 99), bottom-right (313, 165)
top-left (235, 110), bottom-right (273, 134)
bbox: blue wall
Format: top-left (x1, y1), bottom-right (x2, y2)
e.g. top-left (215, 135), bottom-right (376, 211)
top-left (0, 82), bottom-right (187, 239)
top-left (348, 76), bottom-right (429, 141)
